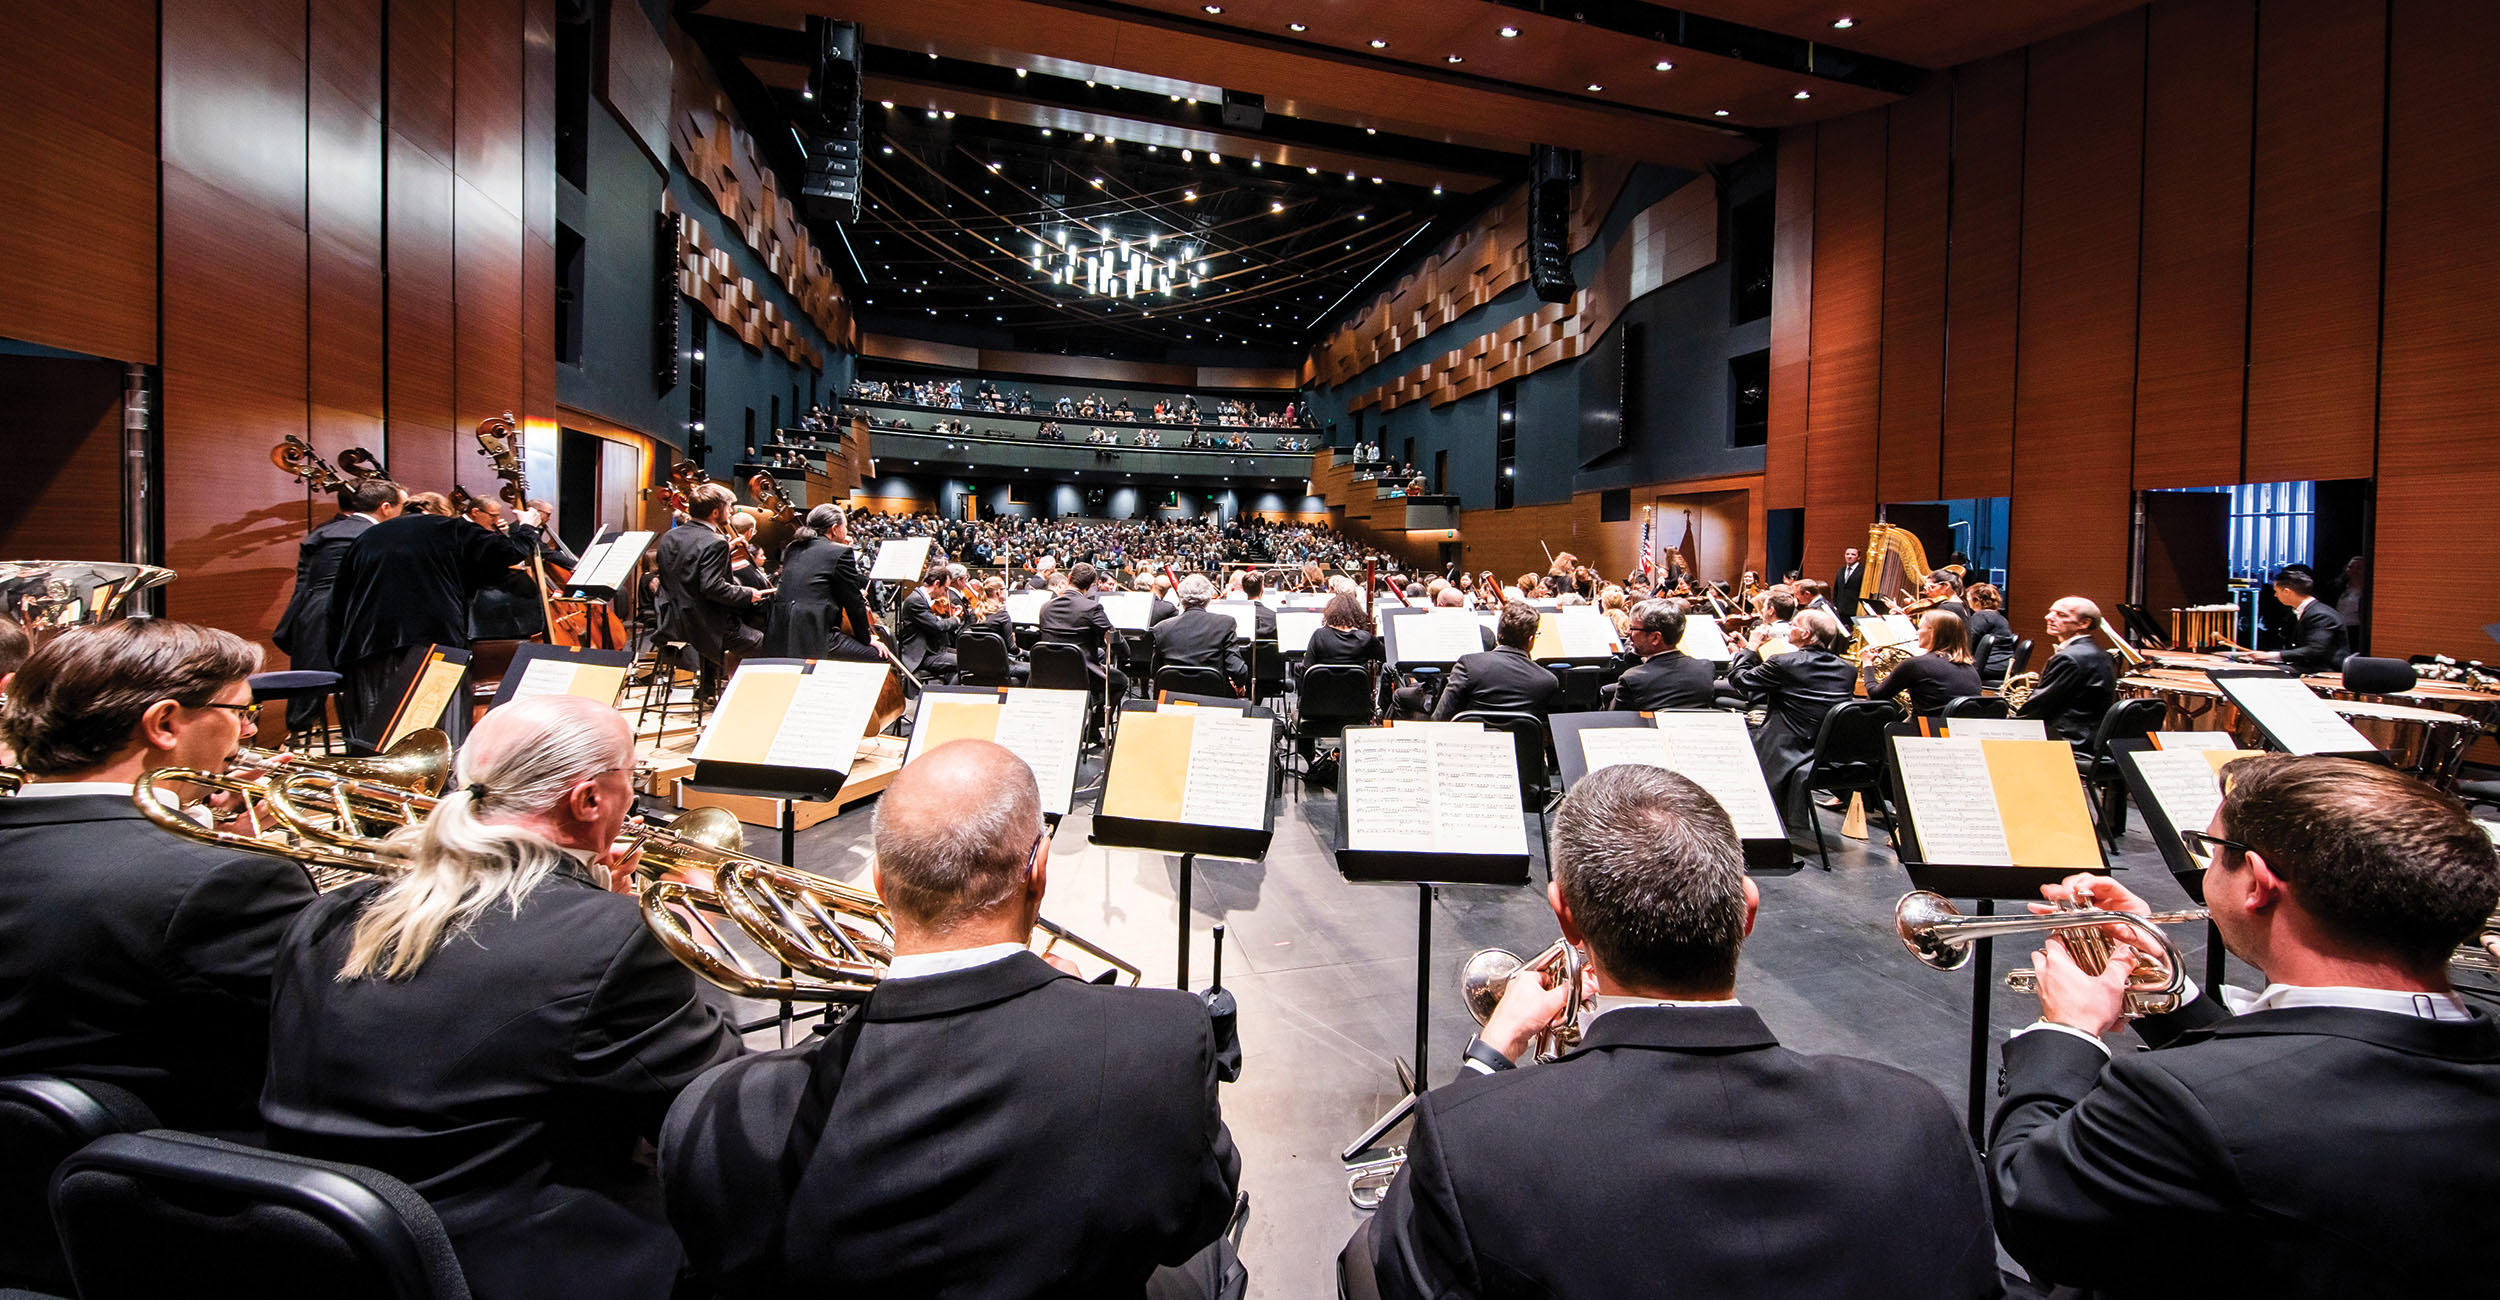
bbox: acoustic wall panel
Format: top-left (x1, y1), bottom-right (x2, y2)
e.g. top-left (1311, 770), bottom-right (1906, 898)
top-left (1936, 51), bottom-right (2025, 501)
top-left (1876, 82), bottom-right (1951, 506)
top-left (1801, 110), bottom-right (1887, 574)
top-left (0, 0), bottom-right (157, 362)
top-left (1766, 126), bottom-right (1815, 512)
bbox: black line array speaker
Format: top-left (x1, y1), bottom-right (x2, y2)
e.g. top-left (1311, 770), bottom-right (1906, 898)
top-left (654, 211), bottom-right (682, 394)
top-left (1220, 89), bottom-right (1265, 130)
top-left (800, 17), bottom-right (864, 222)
top-left (1527, 144), bottom-right (1577, 305)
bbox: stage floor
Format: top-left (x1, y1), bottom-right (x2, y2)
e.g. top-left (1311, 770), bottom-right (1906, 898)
top-left (709, 755), bottom-right (2256, 1300)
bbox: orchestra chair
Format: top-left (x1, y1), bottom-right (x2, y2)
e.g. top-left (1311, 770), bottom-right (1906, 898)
top-left (953, 630), bottom-right (1018, 687)
top-left (52, 1131), bottom-right (468, 1300)
top-left (1940, 695), bottom-right (2007, 721)
top-left (247, 670), bottom-right (345, 755)
top-left (1284, 663), bottom-right (1377, 800)
top-left (1968, 634), bottom-right (2004, 690)
top-left (1028, 642), bottom-right (1112, 745)
top-left (1116, 630), bottom-right (1155, 699)
top-left (2077, 697), bottom-right (2168, 850)
top-left (1556, 664), bottom-right (1608, 714)
top-left (1800, 700), bottom-right (1906, 872)
top-left (1249, 641), bottom-right (1287, 710)
top-left (462, 640), bottom-right (526, 724)
top-left (2000, 637), bottom-right (2036, 692)
top-left (0, 1076), bottom-right (156, 1294)
top-left (634, 639), bottom-right (707, 738)
top-left (1449, 710), bottom-right (1556, 855)
top-left (1154, 665), bottom-right (1237, 700)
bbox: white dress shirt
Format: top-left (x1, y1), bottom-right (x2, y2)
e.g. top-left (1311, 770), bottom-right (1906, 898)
top-left (14, 781), bottom-right (139, 799)
top-left (884, 942), bottom-right (1028, 981)
top-left (2016, 979), bottom-right (2474, 1056)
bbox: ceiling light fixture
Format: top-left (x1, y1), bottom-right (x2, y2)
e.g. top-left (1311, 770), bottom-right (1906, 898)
top-left (1288, 21), bottom-right (1306, 30)
top-left (941, 109), bottom-right (956, 118)
top-left (1432, 183), bottom-right (1443, 195)
top-left (1368, 38), bottom-right (1386, 48)
top-left (1713, 108), bottom-right (1730, 116)
top-left (1365, 126), bottom-right (1377, 135)
top-left (879, 100), bottom-right (895, 109)
top-left (1445, 53), bottom-right (1463, 63)
top-left (1586, 83), bottom-right (1604, 91)
top-left (1655, 59), bottom-right (1674, 70)
top-left (1015, 67), bottom-right (1028, 76)
top-left (1793, 89), bottom-right (1812, 99)
top-left (1271, 201), bottom-right (1284, 212)
top-left (1498, 25), bottom-right (1519, 37)
top-left (1202, 3), bottom-right (1221, 11)
top-left (1832, 16), bottom-right (1856, 29)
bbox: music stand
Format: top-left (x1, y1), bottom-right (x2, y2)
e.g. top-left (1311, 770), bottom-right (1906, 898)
top-left (2112, 738), bottom-right (2263, 991)
top-left (559, 529), bottom-right (655, 652)
top-left (1088, 699), bottom-right (1278, 990)
top-left (354, 644), bottom-right (472, 754)
top-left (487, 642), bottom-right (636, 709)
top-left (1549, 710), bottom-right (1792, 873)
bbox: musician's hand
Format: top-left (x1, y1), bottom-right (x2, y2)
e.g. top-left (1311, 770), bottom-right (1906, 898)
top-left (2035, 872), bottom-right (2150, 918)
top-left (750, 587), bottom-right (773, 603)
top-left (1478, 968), bottom-right (1579, 1064)
top-left (1039, 951), bottom-right (1082, 976)
top-left (513, 507), bottom-right (542, 528)
top-left (2030, 939), bottom-right (2135, 1036)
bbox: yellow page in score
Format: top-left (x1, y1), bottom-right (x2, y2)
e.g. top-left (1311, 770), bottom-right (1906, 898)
top-left (1980, 738), bottom-right (2106, 870)
top-left (914, 696), bottom-right (1001, 756)
top-left (1101, 710), bottom-right (1192, 824)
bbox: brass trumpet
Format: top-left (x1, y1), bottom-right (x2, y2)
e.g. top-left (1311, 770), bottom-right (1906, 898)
top-left (1895, 890), bottom-right (2204, 1019)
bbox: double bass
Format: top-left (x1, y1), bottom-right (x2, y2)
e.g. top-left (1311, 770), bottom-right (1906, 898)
top-left (469, 414), bottom-right (628, 649)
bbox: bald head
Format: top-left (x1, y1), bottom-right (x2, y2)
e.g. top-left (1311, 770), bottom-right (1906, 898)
top-left (874, 739), bottom-right (1044, 932)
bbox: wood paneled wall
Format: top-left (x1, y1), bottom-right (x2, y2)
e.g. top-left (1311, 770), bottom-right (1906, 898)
top-left (0, 0), bottom-right (157, 364)
top-left (1768, 0), bottom-right (2500, 666)
top-left (0, 358), bottom-right (126, 561)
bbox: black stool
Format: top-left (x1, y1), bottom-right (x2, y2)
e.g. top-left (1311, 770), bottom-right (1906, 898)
top-left (635, 641), bottom-right (707, 739)
top-left (248, 670), bottom-right (345, 754)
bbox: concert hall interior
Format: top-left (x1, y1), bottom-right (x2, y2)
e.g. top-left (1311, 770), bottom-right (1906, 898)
top-left (3, 1), bottom-right (2498, 1298)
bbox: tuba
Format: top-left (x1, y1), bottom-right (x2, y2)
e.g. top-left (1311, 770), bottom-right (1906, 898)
top-left (1895, 890), bottom-right (2204, 1019)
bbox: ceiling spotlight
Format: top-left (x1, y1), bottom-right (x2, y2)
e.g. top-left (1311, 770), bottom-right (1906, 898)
top-left (1498, 25), bottom-right (1519, 37)
top-left (879, 100), bottom-right (895, 109)
top-left (1832, 16), bottom-right (1856, 29)
top-left (1270, 201), bottom-right (1284, 212)
top-left (1091, 176), bottom-right (1104, 186)
top-left (1794, 89), bottom-right (1812, 99)
top-left (1365, 126), bottom-right (1378, 135)
top-left (941, 109), bottom-right (956, 118)
top-left (1249, 158), bottom-right (1260, 168)
top-left (1015, 67), bottom-right (1028, 76)
top-left (801, 89), bottom-right (813, 99)
top-left (1655, 59), bottom-right (1674, 71)
top-left (1432, 183), bottom-right (1443, 195)
top-left (1082, 132), bottom-right (1095, 140)
top-left (1181, 148), bottom-right (1193, 161)
top-left (1209, 152), bottom-right (1220, 162)
top-left (881, 145), bottom-right (894, 153)
top-left (1084, 78), bottom-right (1096, 86)
top-left (1356, 213), bottom-right (1366, 220)
top-left (1288, 21), bottom-right (1306, 30)
top-left (1445, 53), bottom-right (1463, 63)
top-left (1202, 3), bottom-right (1221, 11)
top-left (1184, 189), bottom-right (1197, 200)
top-left (1306, 165), bottom-right (1319, 174)
top-left (1368, 38), bottom-right (1386, 48)
top-left (1040, 127), bottom-right (1052, 135)
top-left (1586, 83), bottom-right (1604, 92)
top-left (1345, 171), bottom-right (1356, 179)
top-left (1371, 176), bottom-right (1383, 183)
top-left (1713, 108), bottom-right (1730, 116)
top-left (926, 108), bottom-right (939, 118)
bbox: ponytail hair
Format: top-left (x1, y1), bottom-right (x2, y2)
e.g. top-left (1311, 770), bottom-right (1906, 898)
top-left (337, 696), bottom-right (627, 981)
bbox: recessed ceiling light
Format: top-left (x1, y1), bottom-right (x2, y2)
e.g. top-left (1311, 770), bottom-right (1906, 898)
top-left (1371, 176), bottom-right (1383, 183)
top-left (1288, 21), bottom-right (1306, 31)
top-left (1040, 128), bottom-right (1052, 136)
top-left (1271, 201), bottom-right (1284, 212)
top-left (1832, 16), bottom-right (1856, 29)
top-left (1793, 89), bottom-right (1812, 100)
top-left (1091, 176), bottom-right (1105, 186)
top-left (941, 109), bottom-right (956, 118)
top-left (1202, 3), bottom-right (1221, 11)
top-left (1082, 132), bottom-right (1095, 140)
top-left (879, 100), bottom-right (895, 109)
top-left (1250, 159), bottom-right (1260, 167)
top-left (1587, 83), bottom-right (1604, 92)
top-left (1445, 53), bottom-right (1463, 63)
top-left (1015, 67), bottom-right (1028, 76)
top-left (926, 109), bottom-right (938, 118)
top-left (1498, 25), bottom-right (1519, 37)
top-left (1368, 38), bottom-right (1386, 48)
top-left (882, 145), bottom-right (894, 153)
top-left (1306, 165), bottom-right (1319, 174)
top-left (1655, 60), bottom-right (1674, 71)
top-left (1432, 184), bottom-right (1443, 195)
top-left (1365, 126), bottom-right (1377, 135)
top-left (1185, 189), bottom-right (1197, 199)
top-left (1713, 108), bottom-right (1730, 116)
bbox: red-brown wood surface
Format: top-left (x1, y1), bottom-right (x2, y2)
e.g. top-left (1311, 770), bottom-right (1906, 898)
top-left (1766, 126), bottom-right (1815, 512)
top-left (1876, 82), bottom-right (1950, 506)
top-left (1801, 110), bottom-right (1887, 573)
top-left (387, 134), bottom-right (459, 493)
top-left (0, 0), bottom-right (157, 362)
top-left (1936, 51), bottom-right (2024, 501)
top-left (0, 358), bottom-right (128, 560)
top-left (311, 2), bottom-right (390, 461)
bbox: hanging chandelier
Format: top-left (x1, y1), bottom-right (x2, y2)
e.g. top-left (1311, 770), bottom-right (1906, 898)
top-left (1030, 230), bottom-right (1206, 301)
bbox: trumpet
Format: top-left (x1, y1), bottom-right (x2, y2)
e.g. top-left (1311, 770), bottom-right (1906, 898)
top-left (1895, 890), bottom-right (2205, 1019)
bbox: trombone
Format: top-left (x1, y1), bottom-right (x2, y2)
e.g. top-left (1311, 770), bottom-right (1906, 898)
top-left (1895, 890), bottom-right (2205, 1019)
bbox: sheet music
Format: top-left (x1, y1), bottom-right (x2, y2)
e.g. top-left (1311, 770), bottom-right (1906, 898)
top-left (1893, 738), bottom-right (2013, 864)
top-left (507, 658), bottom-right (580, 701)
top-left (1678, 615), bottom-right (1734, 662)
top-left (2127, 748), bottom-right (2231, 850)
top-left (1098, 590), bottom-right (1153, 631)
top-left (1342, 726), bottom-right (1527, 856)
top-left (1343, 730), bottom-right (1439, 849)
top-left (1655, 713), bottom-right (1784, 842)
top-left (994, 688), bottom-right (1088, 818)
top-left (2152, 730), bottom-right (2238, 751)
top-left (571, 530), bottom-right (653, 590)
top-left (1945, 718), bottom-right (2047, 741)
top-left (2214, 674), bottom-right (2376, 754)
top-left (1574, 725), bottom-right (1675, 778)
top-left (1856, 615), bottom-right (1917, 648)
top-left (1207, 601), bottom-right (1261, 640)
top-left (1177, 711), bottom-right (1273, 829)
top-left (1548, 607), bottom-right (1622, 658)
top-left (1390, 610), bottom-right (1484, 664)
top-left (1276, 610), bottom-right (1323, 654)
top-left (1005, 590), bottom-right (1046, 625)
top-left (694, 663), bottom-right (799, 762)
top-left (868, 536), bottom-right (934, 582)
top-left (761, 661), bottom-right (886, 771)
top-left (1427, 729), bottom-right (1530, 856)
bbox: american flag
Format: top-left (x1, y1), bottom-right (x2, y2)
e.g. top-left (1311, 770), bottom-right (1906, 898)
top-left (1639, 506), bottom-right (1655, 578)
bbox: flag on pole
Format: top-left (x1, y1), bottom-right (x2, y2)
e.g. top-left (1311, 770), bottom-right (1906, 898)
top-left (1639, 507), bottom-right (1655, 579)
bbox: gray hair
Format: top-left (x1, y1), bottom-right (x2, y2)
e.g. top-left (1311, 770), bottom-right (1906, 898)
top-left (874, 740), bottom-right (1042, 931)
top-left (1629, 599), bottom-right (1688, 646)
top-left (1178, 573), bottom-right (1215, 609)
top-left (1552, 765), bottom-right (1749, 990)
top-left (1792, 607), bottom-right (1845, 649)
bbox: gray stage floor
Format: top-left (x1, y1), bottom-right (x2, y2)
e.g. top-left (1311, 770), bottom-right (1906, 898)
top-left (710, 752), bottom-right (2253, 1300)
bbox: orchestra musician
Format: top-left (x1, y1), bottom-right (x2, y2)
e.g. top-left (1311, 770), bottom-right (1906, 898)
top-left (1727, 608), bottom-right (1856, 836)
top-left (1432, 602), bottom-right (1561, 722)
top-left (1150, 574), bottom-right (1241, 690)
top-left (1871, 610), bottom-right (1984, 715)
top-left (523, 497), bottom-right (579, 569)
top-left (1832, 547), bottom-right (1865, 617)
top-left (2014, 597), bottom-right (2116, 745)
top-left (897, 563), bottom-right (962, 680)
top-left (1237, 571), bottom-right (1279, 642)
top-left (760, 505), bottom-right (885, 662)
top-left (2245, 565), bottom-right (2351, 673)
top-left (1607, 599), bottom-right (1720, 712)
top-left (0, 621), bottom-right (317, 1131)
top-left (654, 483), bottom-right (773, 704)
top-left (1036, 561), bottom-right (1125, 698)
top-left (1963, 584), bottom-right (2016, 685)
top-left (261, 695), bottom-right (742, 1300)
top-left (1343, 765), bottom-right (2000, 1300)
top-left (327, 487), bottom-right (539, 740)
top-left (1915, 570), bottom-right (1971, 621)
top-left (460, 491), bottom-right (552, 642)
top-left (272, 476), bottom-right (405, 736)
top-left (1990, 755), bottom-right (2500, 1297)
top-left (661, 740), bottom-right (1244, 1298)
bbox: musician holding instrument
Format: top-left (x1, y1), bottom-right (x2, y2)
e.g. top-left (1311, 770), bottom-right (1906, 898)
top-left (2241, 565), bottom-right (2352, 673)
top-left (1607, 599), bottom-right (1721, 712)
top-left (327, 486), bottom-right (538, 740)
top-left (1871, 609), bottom-right (1984, 715)
top-left (897, 563), bottom-right (962, 681)
top-left (1989, 755), bottom-right (2500, 1298)
top-left (760, 505), bottom-right (884, 662)
top-left (654, 484), bottom-right (772, 705)
top-left (1343, 765), bottom-right (1998, 1300)
top-left (662, 739), bottom-right (1245, 1299)
top-left (2013, 596), bottom-right (2116, 745)
top-left (1728, 608), bottom-right (1856, 836)
top-left (1963, 583), bottom-right (2015, 684)
top-left (0, 621), bottom-right (317, 1131)
top-left (261, 694), bottom-right (742, 1300)
top-left (273, 476), bottom-right (404, 736)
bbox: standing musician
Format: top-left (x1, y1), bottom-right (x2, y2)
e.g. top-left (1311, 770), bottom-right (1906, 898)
top-left (1343, 765), bottom-right (1999, 1300)
top-left (1832, 546), bottom-right (1866, 618)
top-left (1990, 755), bottom-right (2499, 1297)
top-left (1727, 608), bottom-right (1856, 836)
top-left (273, 476), bottom-right (405, 736)
top-left (654, 483), bottom-right (773, 704)
top-left (897, 563), bottom-right (962, 681)
top-left (2015, 596), bottom-right (2116, 745)
top-left (2245, 565), bottom-right (2351, 673)
top-left (262, 695), bottom-right (742, 1300)
top-left (662, 740), bottom-right (1244, 1298)
top-left (1608, 599), bottom-right (1720, 712)
top-left (1871, 609), bottom-right (1984, 715)
top-left (328, 489), bottom-right (539, 740)
top-left (760, 505), bottom-right (883, 662)
top-left (463, 491), bottom-right (554, 642)
top-left (0, 621), bottom-right (317, 1131)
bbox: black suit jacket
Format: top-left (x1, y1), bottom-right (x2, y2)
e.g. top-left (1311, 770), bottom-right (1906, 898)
top-left (662, 953), bottom-right (1239, 1299)
top-left (1610, 650), bottom-right (1720, 712)
top-left (896, 586), bottom-right (962, 672)
top-left (1149, 597), bottom-right (1179, 626)
top-left (1151, 608), bottom-right (1238, 677)
top-left (1037, 589), bottom-right (1116, 665)
top-left (1833, 562), bottom-right (1867, 615)
top-left (1366, 1006), bottom-right (2000, 1300)
top-left (1874, 653), bottom-right (1986, 714)
top-left (328, 513), bottom-right (532, 666)
top-left (274, 513), bottom-right (374, 667)
top-left (1728, 647), bottom-right (1859, 807)
top-left (0, 793), bottom-right (317, 1130)
top-left (1991, 994), bottom-right (2500, 1298)
top-left (264, 871), bottom-right (742, 1300)
top-left (1433, 646), bottom-right (1560, 720)
top-left (760, 536), bottom-right (878, 660)
top-left (655, 524), bottom-right (756, 663)
top-left (2017, 638), bottom-right (2116, 745)
top-left (2282, 599), bottom-right (2351, 673)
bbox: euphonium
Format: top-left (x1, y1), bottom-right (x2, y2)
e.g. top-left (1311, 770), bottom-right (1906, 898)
top-left (1895, 890), bottom-right (2204, 1019)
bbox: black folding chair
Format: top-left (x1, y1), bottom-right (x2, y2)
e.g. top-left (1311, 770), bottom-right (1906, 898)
top-left (1285, 663), bottom-right (1378, 798)
top-left (1156, 665), bottom-right (1238, 699)
top-left (2001, 637), bottom-right (2037, 692)
top-left (1451, 709), bottom-right (1555, 853)
top-left (1249, 641), bottom-right (1287, 709)
top-left (954, 630), bottom-right (1016, 687)
top-left (1801, 699), bottom-right (1906, 871)
top-left (2078, 697), bottom-right (2168, 848)
top-left (52, 1131), bottom-right (470, 1300)
top-left (1969, 633), bottom-right (2004, 689)
top-left (1941, 694), bottom-right (2008, 721)
top-left (0, 1075), bottom-right (156, 1294)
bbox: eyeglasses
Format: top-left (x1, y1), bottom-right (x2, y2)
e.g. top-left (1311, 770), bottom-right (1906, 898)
top-left (2179, 828), bottom-right (2258, 865)
top-left (194, 702), bottom-right (262, 725)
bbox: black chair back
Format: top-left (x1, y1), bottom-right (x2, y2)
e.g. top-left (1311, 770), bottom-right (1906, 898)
top-left (1249, 641), bottom-right (1286, 703)
top-left (2085, 696), bottom-right (2168, 760)
top-left (1941, 694), bottom-right (2008, 720)
top-left (1156, 665), bottom-right (1237, 698)
top-left (1293, 663), bottom-right (1377, 734)
top-left (1557, 665), bottom-right (1607, 713)
top-left (0, 1076), bottom-right (155, 1292)
top-left (2003, 637), bottom-right (2036, 689)
top-left (1969, 632), bottom-right (2003, 680)
top-left (52, 1131), bottom-right (470, 1300)
top-left (955, 630), bottom-right (1013, 687)
top-left (1451, 710), bottom-right (1552, 804)
top-left (1806, 699), bottom-right (1905, 795)
top-left (1027, 642), bottom-right (1092, 694)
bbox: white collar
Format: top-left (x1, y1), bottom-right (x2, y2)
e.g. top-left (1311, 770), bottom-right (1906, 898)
top-left (2229, 982), bottom-right (2473, 1021)
top-left (2291, 595), bottom-right (2316, 615)
top-left (1588, 992), bottom-right (1742, 1024)
top-left (350, 512), bottom-right (380, 524)
top-left (2056, 631), bottom-right (2093, 649)
top-left (13, 781), bottom-right (138, 799)
top-left (884, 942), bottom-right (1029, 981)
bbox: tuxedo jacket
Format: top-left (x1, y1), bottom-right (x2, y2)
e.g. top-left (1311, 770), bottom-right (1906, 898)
top-left (1037, 589), bottom-right (1116, 665)
top-left (0, 793), bottom-right (317, 1131)
top-left (273, 513), bottom-right (374, 667)
top-left (263, 871), bottom-right (742, 1300)
top-left (1727, 646), bottom-right (1858, 803)
top-left (2282, 599), bottom-right (2351, 673)
top-left (1151, 608), bottom-right (1239, 677)
top-left (662, 953), bottom-right (1239, 1299)
top-left (1833, 562), bottom-right (1867, 614)
top-left (897, 586), bottom-right (962, 672)
top-left (1609, 650), bottom-right (1719, 712)
top-left (1432, 646), bottom-right (1560, 720)
top-left (2017, 639), bottom-right (2116, 746)
top-left (654, 524), bottom-right (756, 663)
top-left (1364, 1006), bottom-right (2000, 1300)
top-left (328, 513), bottom-right (532, 666)
top-left (760, 535), bottom-right (877, 660)
top-left (1991, 994), bottom-right (2500, 1298)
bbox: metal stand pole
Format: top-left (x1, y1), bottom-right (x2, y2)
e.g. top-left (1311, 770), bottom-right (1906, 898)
top-left (1415, 884), bottom-right (1434, 1087)
top-left (1967, 898), bottom-right (1994, 1148)
top-left (1175, 852), bottom-right (1196, 990)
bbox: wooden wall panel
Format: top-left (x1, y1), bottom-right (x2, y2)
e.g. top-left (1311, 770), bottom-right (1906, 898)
top-left (309, 2), bottom-right (388, 459)
top-left (2132, 0), bottom-right (2252, 490)
top-left (1876, 83), bottom-right (1950, 505)
top-left (391, 0), bottom-right (457, 168)
top-left (0, 0), bottom-right (157, 362)
top-left (522, 0), bottom-right (559, 434)
top-left (458, 0), bottom-right (528, 222)
top-left (2242, 0), bottom-right (2382, 484)
top-left (455, 180), bottom-right (527, 500)
top-left (1766, 126), bottom-right (1814, 512)
top-left (2372, 0), bottom-right (2500, 660)
top-left (2008, 12), bottom-right (2144, 650)
top-left (1937, 52), bottom-right (2024, 500)
top-left (387, 136), bottom-right (459, 492)
top-left (0, 358), bottom-right (126, 560)
top-left (1801, 111), bottom-right (1887, 574)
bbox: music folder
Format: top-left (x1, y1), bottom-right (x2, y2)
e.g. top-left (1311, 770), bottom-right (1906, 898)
top-left (1090, 699), bottom-right (1278, 860)
top-left (2112, 738), bottom-right (2260, 899)
top-left (1551, 711), bottom-right (1790, 872)
top-left (689, 657), bottom-right (891, 800)
top-left (1885, 731), bottom-right (2109, 898)
top-left (2206, 669), bottom-right (2381, 757)
top-left (1333, 721), bottom-right (1531, 886)
top-left (488, 642), bottom-right (635, 710)
top-left (1276, 609), bottom-right (1323, 655)
top-left (868, 536), bottom-right (934, 583)
top-left (363, 644), bottom-right (471, 753)
top-left (1528, 607), bottom-right (1623, 661)
top-left (1380, 608), bottom-right (1484, 667)
top-left (904, 686), bottom-right (1089, 818)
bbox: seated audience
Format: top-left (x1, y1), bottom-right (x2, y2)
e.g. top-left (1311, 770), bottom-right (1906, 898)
top-left (1873, 609), bottom-right (1985, 714)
